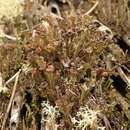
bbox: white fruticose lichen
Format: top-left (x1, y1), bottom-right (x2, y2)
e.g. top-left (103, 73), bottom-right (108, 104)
top-left (71, 105), bottom-right (103, 130)
top-left (41, 101), bottom-right (60, 130)
top-left (0, 0), bottom-right (24, 19)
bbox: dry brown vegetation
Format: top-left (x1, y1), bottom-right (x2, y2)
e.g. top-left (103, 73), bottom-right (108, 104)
top-left (0, 0), bottom-right (130, 130)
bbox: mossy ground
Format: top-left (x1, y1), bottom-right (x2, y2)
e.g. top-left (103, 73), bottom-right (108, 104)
top-left (0, 0), bottom-right (130, 130)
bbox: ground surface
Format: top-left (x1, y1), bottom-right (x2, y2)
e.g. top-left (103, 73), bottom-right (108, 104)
top-left (0, 0), bottom-right (130, 130)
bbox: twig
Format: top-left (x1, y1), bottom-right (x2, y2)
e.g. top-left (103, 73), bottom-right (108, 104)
top-left (122, 65), bottom-right (130, 73)
top-left (84, 1), bottom-right (99, 16)
top-left (123, 35), bottom-right (130, 47)
top-left (98, 114), bottom-right (112, 130)
top-left (1, 69), bottom-right (21, 130)
top-left (117, 67), bottom-right (130, 87)
top-left (0, 33), bottom-right (18, 41)
top-left (5, 71), bottom-right (21, 86)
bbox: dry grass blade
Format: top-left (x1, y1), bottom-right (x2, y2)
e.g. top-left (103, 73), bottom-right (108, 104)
top-left (5, 70), bottom-right (22, 86)
top-left (84, 1), bottom-right (99, 16)
top-left (1, 69), bottom-right (21, 130)
top-left (0, 33), bottom-right (17, 41)
top-left (117, 67), bottom-right (130, 88)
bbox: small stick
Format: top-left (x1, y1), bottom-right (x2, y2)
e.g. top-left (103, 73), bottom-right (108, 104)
top-left (122, 65), bottom-right (130, 73)
top-left (0, 34), bottom-right (18, 41)
top-left (84, 1), bottom-right (99, 16)
top-left (1, 69), bottom-right (21, 130)
top-left (117, 67), bottom-right (130, 87)
top-left (5, 70), bottom-right (21, 86)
